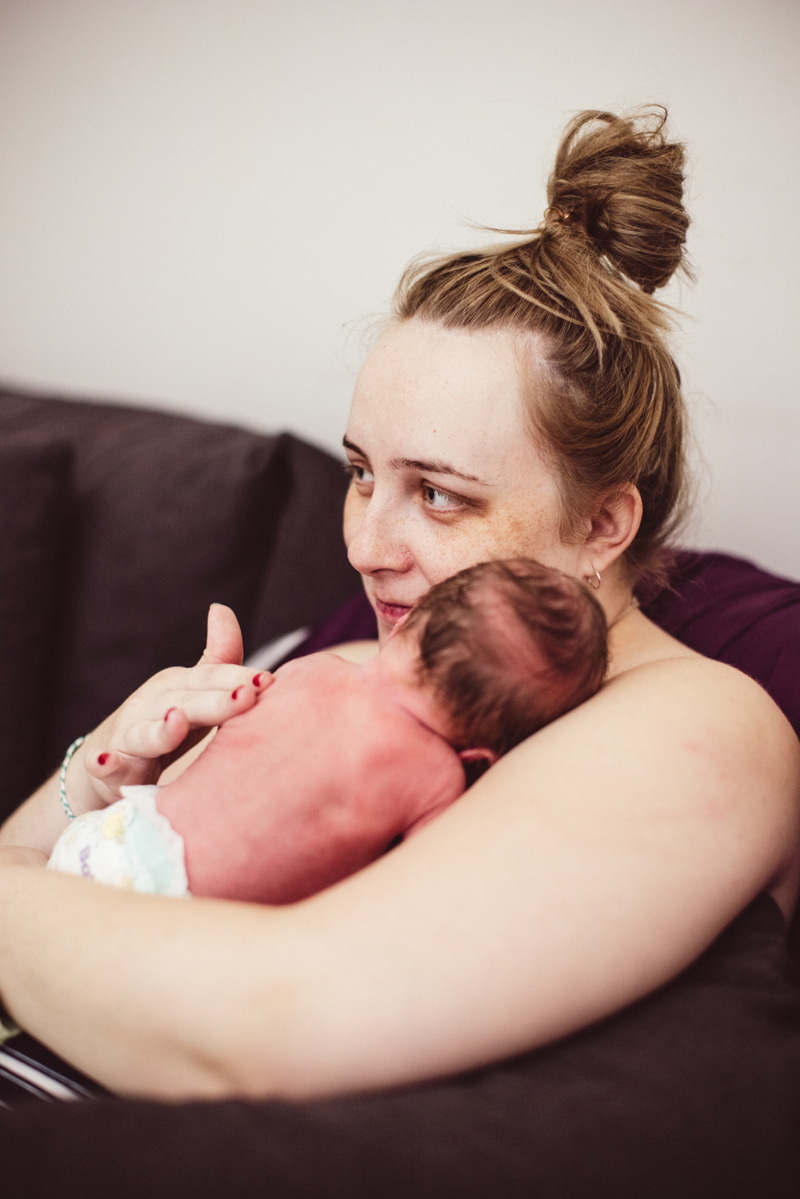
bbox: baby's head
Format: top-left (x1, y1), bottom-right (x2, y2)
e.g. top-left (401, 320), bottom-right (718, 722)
top-left (399, 558), bottom-right (608, 758)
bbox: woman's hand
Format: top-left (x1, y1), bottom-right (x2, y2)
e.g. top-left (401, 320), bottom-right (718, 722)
top-left (0, 605), bottom-right (272, 854)
top-left (83, 604), bottom-right (272, 804)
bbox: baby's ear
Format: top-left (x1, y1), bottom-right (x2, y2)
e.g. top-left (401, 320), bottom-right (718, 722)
top-left (458, 747), bottom-right (498, 767)
top-left (457, 746), bottom-right (497, 788)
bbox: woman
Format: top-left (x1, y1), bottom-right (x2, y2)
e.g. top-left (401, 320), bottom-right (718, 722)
top-left (0, 109), bottom-right (798, 1118)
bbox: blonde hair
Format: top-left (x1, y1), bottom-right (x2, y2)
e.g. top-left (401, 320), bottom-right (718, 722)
top-left (394, 109), bottom-right (691, 582)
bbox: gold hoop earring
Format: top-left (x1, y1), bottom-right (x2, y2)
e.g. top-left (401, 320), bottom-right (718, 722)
top-left (585, 567), bottom-right (602, 591)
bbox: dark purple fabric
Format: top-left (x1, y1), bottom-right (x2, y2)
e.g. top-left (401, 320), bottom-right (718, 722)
top-left (641, 550), bottom-right (800, 741)
top-left (287, 590), bottom-right (378, 657)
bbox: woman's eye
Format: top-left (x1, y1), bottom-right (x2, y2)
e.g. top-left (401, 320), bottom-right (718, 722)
top-left (346, 462), bottom-right (374, 485)
top-left (422, 484), bottom-right (462, 511)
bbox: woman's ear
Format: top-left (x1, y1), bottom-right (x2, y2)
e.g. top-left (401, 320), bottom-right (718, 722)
top-left (582, 484), bottom-right (642, 575)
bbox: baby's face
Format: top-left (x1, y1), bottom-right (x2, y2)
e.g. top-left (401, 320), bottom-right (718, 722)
top-left (361, 622), bottom-right (454, 743)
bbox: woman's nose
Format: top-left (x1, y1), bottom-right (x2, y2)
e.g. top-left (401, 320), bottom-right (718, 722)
top-left (345, 497), bottom-right (413, 576)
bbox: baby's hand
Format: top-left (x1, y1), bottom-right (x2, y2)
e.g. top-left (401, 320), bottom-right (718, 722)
top-left (83, 604), bottom-right (272, 803)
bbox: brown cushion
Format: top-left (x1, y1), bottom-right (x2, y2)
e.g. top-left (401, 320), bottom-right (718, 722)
top-left (0, 392), bottom-right (288, 774)
top-left (0, 440), bottom-right (72, 817)
top-left (247, 434), bottom-right (361, 651)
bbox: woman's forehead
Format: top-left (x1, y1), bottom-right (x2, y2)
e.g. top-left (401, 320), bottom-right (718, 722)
top-left (348, 320), bottom-right (536, 474)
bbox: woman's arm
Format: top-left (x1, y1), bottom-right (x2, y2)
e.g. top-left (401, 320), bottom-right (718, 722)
top-left (0, 656), bottom-right (798, 1100)
top-left (0, 605), bottom-right (262, 855)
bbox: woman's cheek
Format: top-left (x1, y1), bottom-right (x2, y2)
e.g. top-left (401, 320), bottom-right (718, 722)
top-left (413, 520), bottom-right (498, 587)
top-left (342, 485), bottom-right (362, 550)
top-left (419, 510), bottom-right (567, 584)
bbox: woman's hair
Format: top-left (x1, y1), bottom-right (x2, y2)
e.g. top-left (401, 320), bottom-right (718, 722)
top-left (404, 558), bottom-right (608, 757)
top-left (394, 108), bottom-right (691, 582)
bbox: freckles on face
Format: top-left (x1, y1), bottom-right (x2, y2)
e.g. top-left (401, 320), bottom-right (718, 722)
top-left (342, 320), bottom-right (583, 633)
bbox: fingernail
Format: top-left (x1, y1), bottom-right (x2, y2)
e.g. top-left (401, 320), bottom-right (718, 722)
top-left (231, 687), bottom-right (242, 701)
top-left (164, 707), bottom-right (176, 722)
top-left (98, 753), bottom-right (109, 766)
top-left (252, 672), bottom-right (266, 688)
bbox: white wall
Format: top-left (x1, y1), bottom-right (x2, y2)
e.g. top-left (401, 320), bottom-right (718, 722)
top-left (0, 0), bottom-right (798, 576)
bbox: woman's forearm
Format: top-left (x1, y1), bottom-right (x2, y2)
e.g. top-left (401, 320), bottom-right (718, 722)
top-left (0, 861), bottom-right (291, 1098)
top-left (0, 745), bottom-right (101, 855)
top-left (1, 659), bottom-right (796, 1104)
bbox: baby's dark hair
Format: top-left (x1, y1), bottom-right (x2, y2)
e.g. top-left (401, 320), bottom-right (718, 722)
top-left (403, 559), bottom-right (608, 757)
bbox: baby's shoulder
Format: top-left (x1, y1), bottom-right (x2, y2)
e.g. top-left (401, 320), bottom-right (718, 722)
top-left (269, 651), bottom-right (363, 698)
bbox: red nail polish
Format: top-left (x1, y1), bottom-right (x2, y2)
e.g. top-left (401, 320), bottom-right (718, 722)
top-left (164, 707), bottom-right (176, 722)
top-left (232, 687), bottom-right (242, 701)
top-left (252, 672), bottom-right (265, 688)
top-left (98, 753), bottom-right (109, 766)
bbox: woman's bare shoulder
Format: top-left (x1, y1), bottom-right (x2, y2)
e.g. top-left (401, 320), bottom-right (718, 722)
top-left (602, 614), bottom-right (796, 754)
top-left (486, 646), bottom-right (800, 916)
top-left (607, 642), bottom-right (796, 749)
top-left (511, 644), bottom-right (800, 810)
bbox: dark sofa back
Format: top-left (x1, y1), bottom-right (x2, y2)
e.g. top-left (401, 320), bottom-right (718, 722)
top-left (0, 389), bottom-right (361, 815)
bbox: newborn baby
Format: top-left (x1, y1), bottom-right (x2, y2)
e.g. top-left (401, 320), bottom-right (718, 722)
top-left (49, 559), bottom-right (607, 904)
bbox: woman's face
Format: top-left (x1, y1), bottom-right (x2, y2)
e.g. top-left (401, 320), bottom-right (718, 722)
top-left (343, 320), bottom-right (587, 643)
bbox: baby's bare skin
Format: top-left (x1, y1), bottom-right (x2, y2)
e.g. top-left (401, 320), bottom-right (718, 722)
top-left (158, 646), bottom-right (465, 904)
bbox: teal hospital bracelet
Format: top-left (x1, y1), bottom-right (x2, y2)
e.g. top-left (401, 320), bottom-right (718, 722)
top-left (59, 735), bottom-right (87, 821)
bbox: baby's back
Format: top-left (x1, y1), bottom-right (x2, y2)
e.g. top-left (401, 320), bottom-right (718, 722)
top-left (158, 652), bottom-right (465, 903)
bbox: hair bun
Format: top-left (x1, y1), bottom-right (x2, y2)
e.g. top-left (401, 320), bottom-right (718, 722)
top-left (546, 108), bottom-right (689, 294)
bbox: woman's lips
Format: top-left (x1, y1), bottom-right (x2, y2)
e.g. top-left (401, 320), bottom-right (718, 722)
top-left (374, 597), bottom-right (413, 625)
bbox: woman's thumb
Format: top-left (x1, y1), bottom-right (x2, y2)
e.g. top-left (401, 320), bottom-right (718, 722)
top-left (199, 603), bottom-right (244, 666)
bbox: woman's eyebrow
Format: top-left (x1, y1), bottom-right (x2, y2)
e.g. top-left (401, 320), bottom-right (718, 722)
top-left (342, 436), bottom-right (367, 458)
top-left (343, 437), bottom-right (489, 485)
top-left (390, 456), bottom-right (489, 485)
